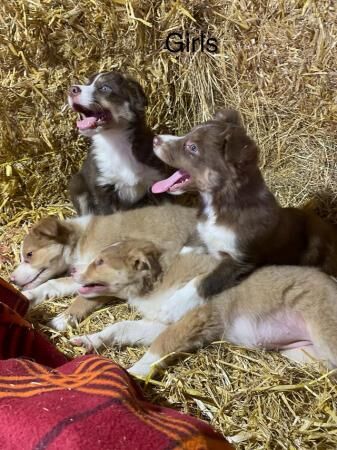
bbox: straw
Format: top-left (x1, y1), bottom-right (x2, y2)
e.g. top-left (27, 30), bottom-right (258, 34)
top-left (1, 1), bottom-right (337, 447)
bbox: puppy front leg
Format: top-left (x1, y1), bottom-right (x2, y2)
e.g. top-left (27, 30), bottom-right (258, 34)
top-left (49, 296), bottom-right (108, 332)
top-left (24, 277), bottom-right (80, 307)
top-left (129, 303), bottom-right (219, 377)
top-left (69, 172), bottom-right (93, 216)
top-left (197, 257), bottom-right (255, 298)
top-left (70, 320), bottom-right (167, 351)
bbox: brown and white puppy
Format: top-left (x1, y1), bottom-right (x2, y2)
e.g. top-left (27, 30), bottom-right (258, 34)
top-left (70, 240), bottom-right (337, 377)
top-left (151, 109), bottom-right (337, 301)
top-left (68, 71), bottom-right (172, 215)
top-left (10, 204), bottom-right (197, 329)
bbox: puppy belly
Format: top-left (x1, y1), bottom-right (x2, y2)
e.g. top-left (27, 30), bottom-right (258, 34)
top-left (228, 310), bottom-right (312, 350)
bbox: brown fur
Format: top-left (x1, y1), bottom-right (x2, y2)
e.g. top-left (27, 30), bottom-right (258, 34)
top-left (70, 239), bottom-right (337, 375)
top-left (11, 204), bottom-right (197, 329)
top-left (78, 240), bottom-right (217, 302)
top-left (153, 109), bottom-right (337, 298)
top-left (21, 204), bottom-right (196, 278)
top-left (68, 71), bottom-right (174, 215)
top-left (150, 266), bottom-right (337, 371)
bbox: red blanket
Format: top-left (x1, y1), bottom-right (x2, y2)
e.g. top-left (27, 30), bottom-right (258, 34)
top-left (0, 278), bottom-right (233, 450)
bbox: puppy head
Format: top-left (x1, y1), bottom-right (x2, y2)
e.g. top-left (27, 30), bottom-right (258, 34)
top-left (68, 71), bottom-right (147, 137)
top-left (152, 109), bottom-right (258, 194)
top-left (77, 240), bottom-right (162, 299)
top-left (10, 217), bottom-right (73, 290)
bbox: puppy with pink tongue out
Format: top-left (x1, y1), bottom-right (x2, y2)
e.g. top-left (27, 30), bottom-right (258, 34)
top-left (151, 110), bottom-right (337, 305)
top-left (67, 71), bottom-right (173, 216)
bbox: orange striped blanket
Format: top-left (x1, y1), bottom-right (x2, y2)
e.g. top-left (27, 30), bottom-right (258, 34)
top-left (0, 277), bottom-right (233, 450)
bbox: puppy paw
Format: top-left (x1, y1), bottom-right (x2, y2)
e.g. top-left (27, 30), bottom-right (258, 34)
top-left (180, 245), bottom-right (205, 255)
top-left (23, 289), bottom-right (42, 308)
top-left (128, 352), bottom-right (161, 378)
top-left (23, 289), bottom-right (35, 301)
top-left (69, 334), bottom-right (103, 351)
top-left (48, 313), bottom-right (71, 332)
top-left (127, 362), bottom-right (151, 378)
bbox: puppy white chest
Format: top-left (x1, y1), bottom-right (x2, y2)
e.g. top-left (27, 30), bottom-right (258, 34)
top-left (131, 279), bottom-right (204, 325)
top-left (198, 194), bottom-right (240, 260)
top-left (93, 131), bottom-right (140, 187)
top-left (92, 131), bottom-right (160, 201)
top-left (198, 220), bottom-right (238, 259)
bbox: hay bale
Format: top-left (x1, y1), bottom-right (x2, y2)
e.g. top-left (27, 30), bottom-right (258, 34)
top-left (1, 1), bottom-right (337, 448)
top-left (1, 0), bottom-right (336, 225)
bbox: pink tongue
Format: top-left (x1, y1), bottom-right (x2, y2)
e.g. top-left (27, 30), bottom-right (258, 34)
top-left (78, 286), bottom-right (92, 295)
top-left (152, 170), bottom-right (188, 194)
top-left (76, 116), bottom-right (98, 130)
top-left (78, 285), bottom-right (105, 295)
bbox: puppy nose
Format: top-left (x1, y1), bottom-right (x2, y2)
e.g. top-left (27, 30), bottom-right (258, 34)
top-left (153, 136), bottom-right (162, 147)
top-left (69, 85), bottom-right (81, 97)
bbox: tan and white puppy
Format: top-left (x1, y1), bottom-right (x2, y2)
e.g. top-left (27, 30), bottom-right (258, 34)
top-left (10, 204), bottom-right (196, 329)
top-left (70, 240), bottom-right (337, 377)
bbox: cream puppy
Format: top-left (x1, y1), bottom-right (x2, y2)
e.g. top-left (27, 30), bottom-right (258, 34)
top-left (10, 204), bottom-right (196, 329)
top-left (70, 239), bottom-right (337, 377)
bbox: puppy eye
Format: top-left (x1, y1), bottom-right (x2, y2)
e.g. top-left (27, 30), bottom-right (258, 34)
top-left (26, 252), bottom-right (33, 258)
top-left (99, 85), bottom-right (112, 93)
top-left (96, 258), bottom-right (104, 266)
top-left (187, 143), bottom-right (198, 154)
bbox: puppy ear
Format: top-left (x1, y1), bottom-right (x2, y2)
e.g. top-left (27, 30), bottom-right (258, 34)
top-left (214, 108), bottom-right (242, 126)
top-left (224, 132), bottom-right (258, 167)
top-left (32, 217), bottom-right (71, 245)
top-left (126, 78), bottom-right (148, 113)
top-left (127, 245), bottom-right (162, 276)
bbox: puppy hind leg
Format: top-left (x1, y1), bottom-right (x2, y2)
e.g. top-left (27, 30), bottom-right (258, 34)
top-left (306, 315), bottom-right (337, 369)
top-left (280, 346), bottom-right (320, 365)
top-left (128, 303), bottom-right (220, 377)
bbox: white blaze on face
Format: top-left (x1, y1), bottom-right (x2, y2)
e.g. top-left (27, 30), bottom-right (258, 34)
top-left (11, 262), bottom-right (44, 289)
top-left (158, 134), bottom-right (182, 143)
top-left (153, 134), bottom-right (181, 158)
top-left (12, 241), bottom-right (41, 287)
top-left (68, 74), bottom-right (103, 108)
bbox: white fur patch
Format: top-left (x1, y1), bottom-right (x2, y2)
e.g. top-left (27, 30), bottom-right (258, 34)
top-left (280, 347), bottom-right (319, 365)
top-left (70, 333), bottom-right (101, 350)
top-left (130, 277), bottom-right (204, 324)
top-left (12, 263), bottom-right (44, 289)
top-left (180, 246), bottom-right (205, 255)
top-left (162, 278), bottom-right (204, 323)
top-left (77, 194), bottom-right (91, 216)
top-left (180, 246), bottom-right (195, 255)
top-left (49, 313), bottom-right (72, 332)
top-left (70, 74), bottom-right (102, 108)
top-left (158, 134), bottom-right (181, 143)
top-left (69, 215), bottom-right (92, 229)
top-left (198, 193), bottom-right (240, 260)
top-left (24, 278), bottom-right (80, 306)
top-left (92, 129), bottom-right (161, 203)
top-left (128, 351), bottom-right (161, 377)
top-left (154, 134), bottom-right (181, 161)
top-left (71, 320), bottom-right (166, 350)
